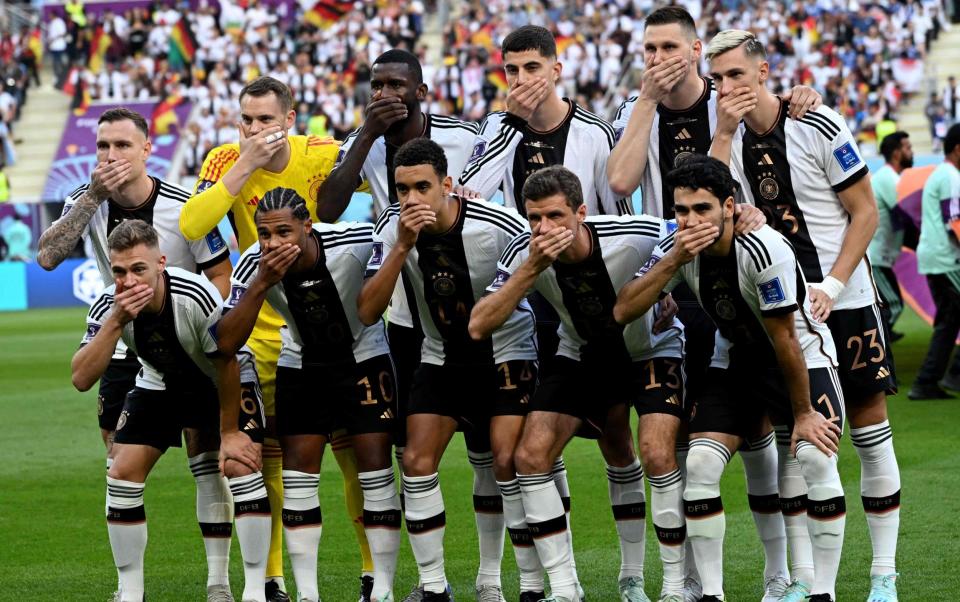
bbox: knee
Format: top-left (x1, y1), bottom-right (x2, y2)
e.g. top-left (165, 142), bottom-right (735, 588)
top-left (639, 441), bottom-right (677, 476)
top-left (491, 448), bottom-right (516, 481)
top-left (513, 441), bottom-right (551, 475)
top-left (685, 443), bottom-right (728, 485)
top-left (401, 446), bottom-right (438, 477)
top-left (795, 444), bottom-right (838, 483)
top-left (222, 458), bottom-right (256, 479)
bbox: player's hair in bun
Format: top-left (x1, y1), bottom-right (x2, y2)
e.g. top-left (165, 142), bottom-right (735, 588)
top-left (666, 155), bottom-right (739, 205)
top-left (522, 165), bottom-right (584, 211)
top-left (393, 138), bottom-right (448, 180)
top-left (108, 219), bottom-right (160, 252)
top-left (256, 187), bottom-right (310, 221)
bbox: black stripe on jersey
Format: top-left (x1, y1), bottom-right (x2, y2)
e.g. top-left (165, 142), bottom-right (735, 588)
top-left (658, 231), bottom-right (677, 252)
top-left (738, 236), bottom-right (765, 272)
top-left (169, 285), bottom-right (217, 317)
top-left (459, 126), bottom-right (522, 182)
top-left (465, 202), bottom-right (526, 236)
top-left (594, 227), bottom-right (662, 240)
top-left (430, 115), bottom-right (480, 134)
top-left (798, 112), bottom-right (840, 141)
top-left (572, 106), bottom-right (615, 148)
top-left (169, 276), bottom-right (218, 315)
top-left (592, 221), bottom-right (661, 236)
top-left (90, 294), bottom-right (115, 321)
top-left (324, 236), bottom-right (374, 251)
top-left (615, 97), bottom-right (637, 122)
top-left (374, 207), bottom-right (400, 235)
top-left (322, 226), bottom-right (374, 245)
top-left (68, 183), bottom-right (90, 201)
top-left (234, 251), bottom-right (262, 284)
top-left (157, 180), bottom-right (192, 203)
top-left (743, 233), bottom-right (773, 268)
top-left (477, 111), bottom-right (506, 137)
top-left (832, 164), bottom-right (869, 193)
top-left (802, 111), bottom-right (841, 137)
top-left (500, 232), bottom-right (532, 267)
top-left (616, 198), bottom-right (634, 216)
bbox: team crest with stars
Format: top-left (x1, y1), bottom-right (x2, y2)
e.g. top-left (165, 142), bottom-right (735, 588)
top-left (432, 271), bottom-right (457, 296)
top-left (116, 410), bottom-right (129, 431)
top-left (759, 177), bottom-right (779, 200)
top-left (715, 299), bottom-right (737, 321)
top-left (308, 173), bottom-right (323, 203)
top-left (673, 146), bottom-right (695, 167)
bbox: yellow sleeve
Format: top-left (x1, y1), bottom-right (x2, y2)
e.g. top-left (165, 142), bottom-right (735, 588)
top-left (180, 146), bottom-right (240, 241)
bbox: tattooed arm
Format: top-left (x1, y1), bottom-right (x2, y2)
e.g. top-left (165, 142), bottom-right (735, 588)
top-left (37, 160), bottom-right (131, 270)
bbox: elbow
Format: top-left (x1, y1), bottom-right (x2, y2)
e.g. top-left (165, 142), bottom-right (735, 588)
top-left (36, 251), bottom-right (57, 271)
top-left (608, 173), bottom-right (635, 198)
top-left (178, 210), bottom-right (204, 241)
top-left (356, 301), bottom-right (379, 327)
top-left (612, 303), bottom-right (629, 326)
top-left (468, 318), bottom-right (491, 341)
top-left (72, 371), bottom-right (93, 392)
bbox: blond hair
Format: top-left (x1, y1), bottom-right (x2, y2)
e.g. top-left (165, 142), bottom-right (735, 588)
top-left (107, 219), bottom-right (159, 253)
top-left (705, 30), bottom-right (766, 62)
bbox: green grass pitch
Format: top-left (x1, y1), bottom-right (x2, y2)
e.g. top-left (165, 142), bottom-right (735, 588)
top-left (0, 306), bottom-right (957, 601)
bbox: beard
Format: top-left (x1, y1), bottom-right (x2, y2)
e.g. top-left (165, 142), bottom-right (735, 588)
top-left (901, 155), bottom-right (914, 169)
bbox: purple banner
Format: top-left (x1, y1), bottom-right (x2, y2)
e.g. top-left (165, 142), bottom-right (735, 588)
top-left (42, 0), bottom-right (298, 22)
top-left (42, 100), bottom-right (192, 202)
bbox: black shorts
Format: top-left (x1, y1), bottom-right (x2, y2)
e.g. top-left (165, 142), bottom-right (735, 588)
top-left (387, 322), bottom-right (423, 448)
top-left (689, 365), bottom-right (845, 439)
top-left (239, 379), bottom-right (267, 444)
top-left (113, 386), bottom-right (218, 452)
top-left (530, 356), bottom-right (685, 438)
top-left (276, 354), bottom-right (397, 437)
top-left (98, 354), bottom-right (140, 431)
top-left (677, 302), bottom-right (717, 403)
top-left (408, 359), bottom-right (536, 430)
top-left (826, 304), bottom-right (897, 400)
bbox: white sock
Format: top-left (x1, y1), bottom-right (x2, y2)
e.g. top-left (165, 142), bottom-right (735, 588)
top-left (607, 459), bottom-right (646, 581)
top-left (229, 472), bottom-right (272, 602)
top-left (403, 473), bottom-right (447, 594)
top-left (676, 442), bottom-right (700, 586)
top-left (519, 472), bottom-right (577, 600)
top-left (683, 439), bottom-right (730, 597)
top-left (796, 442), bottom-right (845, 600)
top-left (649, 469), bottom-right (685, 595)
top-left (280, 470), bottom-right (321, 602)
top-left (469, 450), bottom-right (504, 588)
top-left (740, 433), bottom-right (789, 581)
top-left (776, 428), bottom-right (814, 586)
top-left (360, 468), bottom-right (402, 600)
top-left (106, 477), bottom-right (147, 602)
top-left (189, 452), bottom-right (233, 587)
top-left (851, 420), bottom-right (900, 575)
top-left (499, 478), bottom-right (545, 593)
top-left (551, 457), bottom-right (579, 584)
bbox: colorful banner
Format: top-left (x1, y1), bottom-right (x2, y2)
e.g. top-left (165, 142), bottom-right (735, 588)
top-left (42, 100), bottom-right (192, 203)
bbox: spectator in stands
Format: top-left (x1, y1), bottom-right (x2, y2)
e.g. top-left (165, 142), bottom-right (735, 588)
top-left (47, 9), bottom-right (69, 88)
top-left (3, 212), bottom-right (31, 261)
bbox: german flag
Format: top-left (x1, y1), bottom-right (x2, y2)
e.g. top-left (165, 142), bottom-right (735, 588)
top-left (487, 69), bottom-right (508, 92)
top-left (169, 19), bottom-right (198, 67)
top-left (88, 25), bottom-right (112, 72)
top-left (305, 1), bottom-right (352, 29)
top-left (72, 79), bottom-right (91, 116)
top-left (555, 34), bottom-right (579, 55)
top-left (150, 92), bottom-right (185, 136)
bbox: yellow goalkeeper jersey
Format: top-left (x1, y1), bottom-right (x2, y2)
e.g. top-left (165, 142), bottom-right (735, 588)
top-left (181, 134), bottom-right (363, 340)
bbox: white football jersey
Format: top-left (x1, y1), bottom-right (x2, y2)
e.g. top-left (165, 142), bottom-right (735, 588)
top-left (333, 113), bottom-right (479, 328)
top-left (727, 102), bottom-right (876, 311)
top-left (458, 101), bottom-right (631, 217)
top-left (59, 177), bottom-right (229, 358)
top-left (82, 267), bottom-right (244, 391)
top-left (612, 78), bottom-right (719, 218)
top-left (488, 215), bottom-right (684, 362)
top-left (227, 222), bottom-right (389, 368)
top-left (648, 225), bottom-right (837, 370)
top-left (367, 197), bottom-right (537, 365)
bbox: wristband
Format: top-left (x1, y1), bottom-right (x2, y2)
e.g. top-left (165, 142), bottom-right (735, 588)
top-left (810, 275), bottom-right (844, 301)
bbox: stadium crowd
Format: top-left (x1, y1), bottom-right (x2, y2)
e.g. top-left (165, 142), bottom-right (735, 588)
top-left (39, 0), bottom-right (951, 180)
